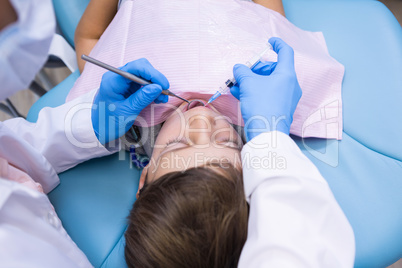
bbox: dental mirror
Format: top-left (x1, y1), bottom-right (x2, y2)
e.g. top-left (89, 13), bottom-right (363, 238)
top-left (187, 99), bottom-right (206, 110)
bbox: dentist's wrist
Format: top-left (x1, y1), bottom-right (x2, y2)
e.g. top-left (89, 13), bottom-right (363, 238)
top-left (244, 116), bottom-right (289, 141)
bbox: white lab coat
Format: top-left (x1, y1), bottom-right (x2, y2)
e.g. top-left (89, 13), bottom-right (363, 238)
top-left (0, 89), bottom-right (117, 267)
top-left (238, 131), bottom-right (355, 267)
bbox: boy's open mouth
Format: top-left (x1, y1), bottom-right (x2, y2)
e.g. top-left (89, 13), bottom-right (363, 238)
top-left (179, 99), bottom-right (215, 112)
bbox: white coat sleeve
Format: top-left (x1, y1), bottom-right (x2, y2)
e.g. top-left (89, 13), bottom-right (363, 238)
top-left (0, 179), bottom-right (93, 268)
top-left (2, 89), bottom-right (119, 174)
top-left (238, 131), bottom-right (355, 268)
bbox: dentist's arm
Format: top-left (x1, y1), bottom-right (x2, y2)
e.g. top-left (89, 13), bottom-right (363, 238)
top-left (3, 58), bottom-right (169, 174)
top-left (232, 38), bottom-right (355, 267)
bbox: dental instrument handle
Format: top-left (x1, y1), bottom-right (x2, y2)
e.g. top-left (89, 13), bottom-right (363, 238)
top-left (81, 55), bottom-right (190, 103)
top-left (206, 42), bottom-right (273, 105)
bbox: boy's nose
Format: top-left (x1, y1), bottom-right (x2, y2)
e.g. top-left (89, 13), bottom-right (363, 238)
top-left (188, 116), bottom-right (213, 146)
top-left (188, 114), bottom-right (214, 129)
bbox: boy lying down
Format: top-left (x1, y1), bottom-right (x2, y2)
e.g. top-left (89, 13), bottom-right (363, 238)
top-left (66, 0), bottom-right (344, 266)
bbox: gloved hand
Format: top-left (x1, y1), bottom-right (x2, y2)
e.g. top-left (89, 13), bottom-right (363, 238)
top-left (92, 58), bottom-right (169, 144)
top-left (230, 37), bottom-right (302, 141)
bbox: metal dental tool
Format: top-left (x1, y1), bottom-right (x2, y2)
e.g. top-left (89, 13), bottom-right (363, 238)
top-left (206, 43), bottom-right (273, 105)
top-left (187, 99), bottom-right (206, 110)
top-left (81, 55), bottom-right (190, 104)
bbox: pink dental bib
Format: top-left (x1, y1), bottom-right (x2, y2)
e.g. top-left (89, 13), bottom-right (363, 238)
top-left (68, 0), bottom-right (344, 139)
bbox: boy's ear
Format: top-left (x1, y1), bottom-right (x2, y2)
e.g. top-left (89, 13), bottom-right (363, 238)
top-left (136, 165), bottom-right (149, 199)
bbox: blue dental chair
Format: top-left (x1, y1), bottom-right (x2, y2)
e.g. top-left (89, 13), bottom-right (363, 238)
top-left (27, 0), bottom-right (402, 267)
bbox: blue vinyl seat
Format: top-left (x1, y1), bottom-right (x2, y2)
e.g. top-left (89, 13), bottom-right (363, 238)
top-left (28, 0), bottom-right (401, 267)
top-left (52, 0), bottom-right (90, 47)
top-left (284, 0), bottom-right (402, 267)
top-left (27, 71), bottom-right (139, 267)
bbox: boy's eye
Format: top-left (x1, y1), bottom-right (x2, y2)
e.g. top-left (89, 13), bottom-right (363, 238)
top-left (215, 138), bottom-right (240, 148)
top-left (165, 138), bottom-right (188, 147)
top-left (164, 138), bottom-right (239, 148)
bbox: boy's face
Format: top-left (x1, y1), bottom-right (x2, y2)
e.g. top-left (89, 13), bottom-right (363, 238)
top-left (140, 100), bottom-right (243, 186)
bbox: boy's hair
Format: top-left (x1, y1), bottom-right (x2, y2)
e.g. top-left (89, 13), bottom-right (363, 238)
top-left (124, 163), bottom-right (248, 268)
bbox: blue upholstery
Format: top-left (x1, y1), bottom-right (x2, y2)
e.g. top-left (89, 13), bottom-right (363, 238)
top-left (52, 0), bottom-right (90, 46)
top-left (26, 70), bottom-right (80, 122)
top-left (26, 70), bottom-right (138, 268)
top-left (48, 153), bottom-right (139, 268)
top-left (32, 0), bottom-right (402, 267)
top-left (284, 0), bottom-right (402, 267)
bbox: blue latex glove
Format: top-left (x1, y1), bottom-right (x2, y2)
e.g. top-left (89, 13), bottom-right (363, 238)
top-left (230, 37), bottom-right (302, 141)
top-left (92, 58), bottom-right (169, 144)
